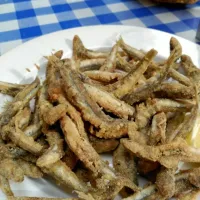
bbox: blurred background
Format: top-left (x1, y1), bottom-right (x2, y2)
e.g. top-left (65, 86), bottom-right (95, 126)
top-left (0, 0), bottom-right (199, 55)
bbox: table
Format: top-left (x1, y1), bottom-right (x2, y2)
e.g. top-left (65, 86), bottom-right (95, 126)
top-left (0, 0), bottom-right (199, 55)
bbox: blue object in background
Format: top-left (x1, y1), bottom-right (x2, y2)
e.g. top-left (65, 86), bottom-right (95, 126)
top-left (0, 0), bottom-right (199, 55)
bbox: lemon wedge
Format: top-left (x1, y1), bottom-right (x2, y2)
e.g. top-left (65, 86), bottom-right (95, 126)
top-left (186, 131), bottom-right (200, 148)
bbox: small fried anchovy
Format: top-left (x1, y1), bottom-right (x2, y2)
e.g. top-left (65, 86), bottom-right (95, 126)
top-left (84, 71), bottom-right (125, 83)
top-left (4, 126), bottom-right (44, 155)
top-left (79, 58), bottom-right (105, 72)
top-left (89, 134), bottom-right (119, 153)
top-left (100, 44), bottom-right (118, 72)
top-left (60, 115), bottom-right (115, 177)
top-left (148, 112), bottom-right (166, 145)
top-left (117, 37), bottom-right (146, 61)
top-left (58, 94), bottom-right (89, 140)
top-left (84, 83), bottom-right (135, 119)
top-left (0, 81), bottom-right (26, 96)
top-left (36, 129), bottom-right (64, 168)
top-left (53, 50), bottom-right (63, 59)
top-left (135, 98), bottom-right (193, 129)
top-left (38, 85), bottom-right (67, 125)
top-left (0, 174), bottom-right (13, 197)
top-left (168, 68), bottom-right (191, 86)
top-left (73, 35), bottom-right (109, 59)
top-left (181, 55), bottom-right (200, 86)
top-left (165, 112), bottom-right (187, 143)
top-left (15, 107), bottom-right (31, 130)
top-left (113, 144), bottom-right (138, 197)
top-left (42, 160), bottom-right (88, 192)
top-left (116, 54), bottom-right (136, 73)
top-left (122, 137), bottom-right (200, 168)
top-left (170, 37), bottom-right (182, 62)
top-left (46, 52), bottom-right (64, 102)
top-left (108, 49), bottom-right (157, 99)
top-left (0, 77), bottom-right (40, 127)
top-left (123, 39), bottom-right (182, 105)
top-left (154, 82), bottom-right (195, 99)
top-left (24, 101), bottom-right (42, 139)
top-left (2, 108), bottom-right (44, 155)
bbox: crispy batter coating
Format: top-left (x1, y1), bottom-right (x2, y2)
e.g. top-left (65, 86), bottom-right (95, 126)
top-left (148, 112), bottom-right (166, 145)
top-left (165, 112), bottom-right (187, 142)
top-left (174, 180), bottom-right (194, 197)
top-left (60, 66), bottom-right (136, 139)
top-left (122, 138), bottom-right (200, 168)
top-left (113, 144), bottom-right (138, 197)
top-left (79, 58), bottom-right (105, 72)
top-left (117, 37), bottom-right (146, 61)
top-left (16, 159), bottom-right (43, 178)
top-left (42, 160), bottom-right (88, 192)
top-left (154, 82), bottom-right (194, 99)
top-left (0, 77), bottom-right (40, 127)
top-left (123, 46), bottom-right (181, 105)
top-left (116, 54), bottom-right (136, 73)
top-left (170, 37), bottom-right (182, 61)
top-left (177, 189), bottom-right (200, 200)
top-left (0, 35), bottom-right (199, 200)
top-left (73, 35), bottom-right (109, 59)
top-left (60, 115), bottom-right (107, 175)
top-left (36, 130), bottom-right (64, 168)
top-left (135, 98), bottom-right (192, 129)
top-left (38, 86), bottom-right (67, 125)
top-left (113, 144), bottom-right (137, 183)
top-left (128, 123), bottom-right (149, 145)
top-left (89, 176), bottom-right (139, 200)
top-left (99, 44), bottom-right (118, 72)
top-left (89, 135), bottom-right (119, 153)
top-left (84, 83), bottom-right (135, 119)
top-left (0, 81), bottom-right (26, 96)
top-left (0, 174), bottom-right (13, 197)
top-left (3, 125), bottom-right (43, 155)
top-left (181, 55), bottom-right (200, 86)
top-left (155, 168), bottom-right (175, 198)
top-left (0, 158), bottom-right (24, 182)
top-left (84, 70), bottom-right (125, 83)
top-left (168, 68), bottom-right (191, 86)
top-left (108, 49), bottom-right (157, 98)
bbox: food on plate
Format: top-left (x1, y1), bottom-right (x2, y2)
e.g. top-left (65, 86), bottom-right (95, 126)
top-left (0, 35), bottom-right (199, 200)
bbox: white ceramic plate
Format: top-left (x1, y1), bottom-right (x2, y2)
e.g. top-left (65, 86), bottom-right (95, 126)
top-left (0, 25), bottom-right (199, 199)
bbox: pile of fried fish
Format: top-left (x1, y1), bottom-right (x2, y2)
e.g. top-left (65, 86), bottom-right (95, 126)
top-left (0, 35), bottom-right (200, 200)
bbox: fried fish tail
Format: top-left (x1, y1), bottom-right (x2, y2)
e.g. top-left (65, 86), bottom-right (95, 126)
top-left (0, 174), bottom-right (13, 197)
